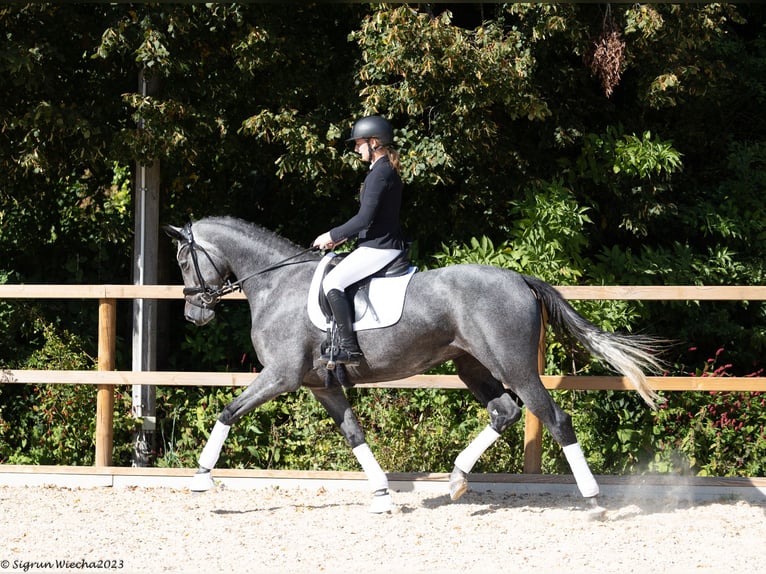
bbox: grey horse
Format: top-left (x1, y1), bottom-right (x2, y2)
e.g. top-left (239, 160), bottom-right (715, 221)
top-left (164, 216), bottom-right (663, 514)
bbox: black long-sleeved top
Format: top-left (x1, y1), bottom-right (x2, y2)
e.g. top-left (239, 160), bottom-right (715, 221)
top-left (329, 156), bottom-right (405, 250)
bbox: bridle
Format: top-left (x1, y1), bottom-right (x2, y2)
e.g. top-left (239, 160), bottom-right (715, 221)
top-left (178, 224), bottom-right (233, 309)
top-left (179, 222), bottom-right (317, 310)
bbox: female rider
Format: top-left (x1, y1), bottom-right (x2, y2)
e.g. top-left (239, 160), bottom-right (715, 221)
top-left (312, 116), bottom-right (406, 366)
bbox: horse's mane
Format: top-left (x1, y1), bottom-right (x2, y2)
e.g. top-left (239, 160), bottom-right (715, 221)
top-left (197, 216), bottom-right (306, 254)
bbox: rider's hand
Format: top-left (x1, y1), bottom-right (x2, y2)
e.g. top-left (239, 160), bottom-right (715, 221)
top-left (313, 232), bottom-right (335, 250)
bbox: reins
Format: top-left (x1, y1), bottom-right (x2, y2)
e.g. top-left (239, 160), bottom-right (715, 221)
top-left (180, 222), bottom-right (318, 308)
top-left (224, 245), bottom-right (320, 292)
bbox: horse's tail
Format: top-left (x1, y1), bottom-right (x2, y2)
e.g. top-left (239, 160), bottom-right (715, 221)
top-left (522, 275), bottom-right (666, 409)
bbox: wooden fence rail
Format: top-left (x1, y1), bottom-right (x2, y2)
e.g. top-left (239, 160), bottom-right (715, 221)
top-left (1, 284), bottom-right (765, 472)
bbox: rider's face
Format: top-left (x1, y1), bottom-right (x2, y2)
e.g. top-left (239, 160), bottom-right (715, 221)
top-left (354, 138), bottom-right (377, 162)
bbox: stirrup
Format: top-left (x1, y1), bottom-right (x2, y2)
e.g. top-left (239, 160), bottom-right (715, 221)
top-left (321, 348), bottom-right (363, 369)
top-left (336, 348), bottom-right (364, 367)
top-left (319, 343), bottom-right (339, 366)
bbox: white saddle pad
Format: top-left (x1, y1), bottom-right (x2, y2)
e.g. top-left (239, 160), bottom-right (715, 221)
top-left (307, 253), bottom-right (417, 331)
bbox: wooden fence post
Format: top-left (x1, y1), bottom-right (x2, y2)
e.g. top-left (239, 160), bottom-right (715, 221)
top-left (95, 298), bottom-right (116, 467)
top-left (523, 307), bottom-right (547, 473)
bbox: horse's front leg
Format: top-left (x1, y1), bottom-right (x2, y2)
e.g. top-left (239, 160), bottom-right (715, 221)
top-left (309, 384), bottom-right (394, 514)
top-left (189, 367), bottom-right (302, 493)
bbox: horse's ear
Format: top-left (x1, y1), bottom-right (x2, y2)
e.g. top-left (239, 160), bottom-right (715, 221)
top-left (162, 224), bottom-right (185, 241)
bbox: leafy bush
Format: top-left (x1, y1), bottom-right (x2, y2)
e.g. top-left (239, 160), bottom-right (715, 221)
top-left (151, 348), bottom-right (766, 478)
top-left (648, 348), bottom-right (766, 477)
top-left (540, 347), bottom-right (766, 478)
top-left (0, 320), bottom-right (135, 465)
top-left (154, 384), bottom-right (525, 474)
top-left (1, 315), bottom-right (762, 478)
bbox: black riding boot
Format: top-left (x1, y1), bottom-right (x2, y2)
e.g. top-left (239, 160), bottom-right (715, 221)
top-left (321, 289), bottom-right (364, 367)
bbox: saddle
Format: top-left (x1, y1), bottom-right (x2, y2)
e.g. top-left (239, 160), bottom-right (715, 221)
top-left (307, 250), bottom-right (417, 332)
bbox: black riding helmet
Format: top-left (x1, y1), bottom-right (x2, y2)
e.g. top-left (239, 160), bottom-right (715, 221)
top-left (346, 115), bottom-right (394, 147)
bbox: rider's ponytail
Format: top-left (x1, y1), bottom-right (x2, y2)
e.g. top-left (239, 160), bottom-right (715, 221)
top-left (384, 146), bottom-right (401, 174)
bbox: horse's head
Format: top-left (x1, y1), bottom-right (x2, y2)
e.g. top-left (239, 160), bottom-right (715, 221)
top-left (163, 222), bottom-right (230, 326)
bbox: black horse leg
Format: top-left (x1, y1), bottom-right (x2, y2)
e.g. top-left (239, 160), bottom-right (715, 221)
top-left (308, 384), bottom-right (394, 513)
top-left (449, 356), bottom-right (523, 500)
top-left (190, 367), bottom-right (303, 492)
top-left (307, 385), bottom-right (366, 448)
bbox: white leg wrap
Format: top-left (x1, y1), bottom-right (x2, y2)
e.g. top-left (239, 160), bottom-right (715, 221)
top-left (189, 471), bottom-right (216, 492)
top-left (454, 426), bottom-right (500, 474)
top-left (563, 442), bottom-right (599, 498)
top-left (198, 421), bottom-right (230, 470)
top-left (353, 443), bottom-right (389, 493)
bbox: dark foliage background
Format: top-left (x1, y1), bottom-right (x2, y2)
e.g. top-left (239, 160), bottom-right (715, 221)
top-left (0, 4), bottom-right (764, 475)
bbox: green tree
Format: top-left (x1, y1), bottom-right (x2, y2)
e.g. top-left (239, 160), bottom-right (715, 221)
top-left (94, 3), bottom-right (366, 236)
top-left (0, 3), bottom-right (764, 475)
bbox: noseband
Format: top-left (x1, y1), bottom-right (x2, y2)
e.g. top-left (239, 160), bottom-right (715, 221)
top-left (179, 222), bottom-right (318, 310)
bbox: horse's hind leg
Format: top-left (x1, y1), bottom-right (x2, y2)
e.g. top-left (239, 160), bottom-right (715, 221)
top-left (453, 356), bottom-right (603, 515)
top-left (449, 356), bottom-right (523, 501)
top-left (511, 374), bottom-right (603, 507)
top-left (309, 384), bottom-right (394, 514)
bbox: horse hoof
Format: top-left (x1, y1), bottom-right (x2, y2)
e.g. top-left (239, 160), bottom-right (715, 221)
top-left (189, 470), bottom-right (215, 492)
top-left (585, 496), bottom-right (607, 521)
top-left (449, 466), bottom-right (469, 501)
top-left (369, 491), bottom-right (395, 514)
